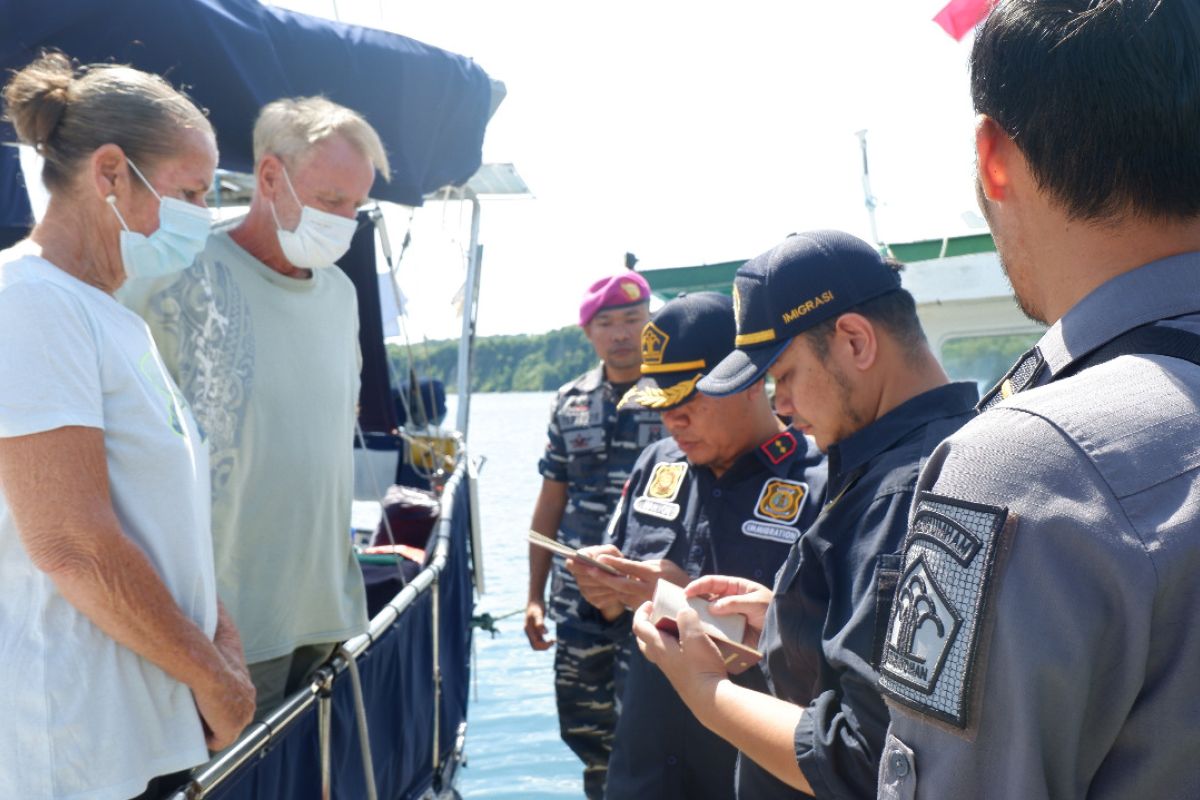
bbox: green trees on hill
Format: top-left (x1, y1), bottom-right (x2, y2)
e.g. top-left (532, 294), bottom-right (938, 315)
top-left (388, 325), bottom-right (597, 393)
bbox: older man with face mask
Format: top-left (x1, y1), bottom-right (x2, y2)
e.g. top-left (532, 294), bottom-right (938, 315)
top-left (121, 96), bottom-right (390, 718)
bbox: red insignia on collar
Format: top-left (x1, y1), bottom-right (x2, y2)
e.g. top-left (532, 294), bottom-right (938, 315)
top-left (761, 430), bottom-right (797, 464)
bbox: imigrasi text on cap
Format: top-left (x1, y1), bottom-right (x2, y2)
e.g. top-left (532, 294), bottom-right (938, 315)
top-left (698, 230), bottom-right (899, 396)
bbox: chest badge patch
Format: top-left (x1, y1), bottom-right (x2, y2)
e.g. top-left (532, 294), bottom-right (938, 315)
top-left (741, 478), bottom-right (808, 544)
top-left (560, 396), bottom-right (602, 431)
top-left (633, 461), bottom-right (687, 521)
top-left (754, 478), bottom-right (807, 524)
top-left (647, 462), bottom-right (687, 501)
top-left (566, 427), bottom-right (605, 453)
top-left (879, 492), bottom-right (1009, 729)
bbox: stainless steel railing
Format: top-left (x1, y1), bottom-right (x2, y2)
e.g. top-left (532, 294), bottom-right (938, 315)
top-left (169, 454), bottom-right (468, 799)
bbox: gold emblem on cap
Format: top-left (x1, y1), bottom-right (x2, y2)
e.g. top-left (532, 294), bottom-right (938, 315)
top-left (620, 279), bottom-right (642, 301)
top-left (735, 328), bottom-right (777, 346)
top-left (641, 322), bottom-right (669, 366)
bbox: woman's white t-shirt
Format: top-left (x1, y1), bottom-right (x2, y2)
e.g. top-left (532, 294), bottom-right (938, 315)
top-left (0, 243), bottom-right (218, 799)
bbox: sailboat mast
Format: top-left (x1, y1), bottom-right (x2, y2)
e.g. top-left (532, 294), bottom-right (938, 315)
top-left (855, 129), bottom-right (882, 249)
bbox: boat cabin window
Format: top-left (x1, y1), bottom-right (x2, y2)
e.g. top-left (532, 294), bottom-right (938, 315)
top-left (940, 332), bottom-right (1042, 393)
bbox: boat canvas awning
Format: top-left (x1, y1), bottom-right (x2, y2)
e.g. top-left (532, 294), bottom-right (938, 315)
top-left (639, 233), bottom-right (997, 300)
top-left (0, 0), bottom-right (496, 217)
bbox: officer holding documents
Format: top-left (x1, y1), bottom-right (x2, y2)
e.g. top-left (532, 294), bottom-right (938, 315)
top-left (525, 271), bottom-right (662, 799)
top-left (568, 291), bottom-right (827, 800)
top-left (877, 2), bottom-right (1200, 798)
top-left (631, 232), bottom-right (978, 798)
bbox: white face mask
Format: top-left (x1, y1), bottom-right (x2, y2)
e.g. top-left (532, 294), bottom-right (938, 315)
top-left (108, 158), bottom-right (211, 280)
top-left (270, 165), bottom-right (358, 269)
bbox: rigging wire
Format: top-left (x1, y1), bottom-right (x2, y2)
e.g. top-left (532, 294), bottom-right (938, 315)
top-left (369, 204), bottom-right (445, 483)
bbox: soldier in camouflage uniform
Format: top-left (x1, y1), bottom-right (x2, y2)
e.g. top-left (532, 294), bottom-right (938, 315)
top-left (525, 271), bottom-right (662, 799)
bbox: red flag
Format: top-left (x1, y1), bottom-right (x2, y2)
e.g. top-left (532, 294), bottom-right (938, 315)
top-left (934, 0), bottom-right (996, 40)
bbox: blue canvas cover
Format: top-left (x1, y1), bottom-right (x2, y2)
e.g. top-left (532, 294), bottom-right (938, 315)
top-left (0, 145), bottom-right (33, 248)
top-left (0, 0), bottom-right (493, 218)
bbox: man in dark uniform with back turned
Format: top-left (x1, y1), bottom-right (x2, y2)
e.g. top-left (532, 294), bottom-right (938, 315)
top-left (568, 291), bottom-right (827, 799)
top-left (524, 270), bottom-right (662, 799)
top-left (877, 3), bottom-right (1200, 798)
top-left (631, 231), bottom-right (979, 798)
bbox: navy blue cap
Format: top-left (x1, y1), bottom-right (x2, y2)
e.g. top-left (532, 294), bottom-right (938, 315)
top-left (698, 230), bottom-right (901, 397)
top-left (619, 292), bottom-right (736, 411)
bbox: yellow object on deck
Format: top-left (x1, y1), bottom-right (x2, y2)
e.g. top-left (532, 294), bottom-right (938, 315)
top-left (407, 433), bottom-right (458, 473)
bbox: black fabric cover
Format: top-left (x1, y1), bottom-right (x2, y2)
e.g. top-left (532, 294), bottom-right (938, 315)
top-left (337, 213), bottom-right (396, 435)
top-left (0, 146), bottom-right (32, 247)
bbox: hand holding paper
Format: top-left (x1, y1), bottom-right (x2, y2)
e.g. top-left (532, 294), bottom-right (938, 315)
top-left (649, 580), bottom-right (762, 675)
top-left (685, 574), bottom-right (773, 641)
top-left (527, 530), bottom-right (621, 575)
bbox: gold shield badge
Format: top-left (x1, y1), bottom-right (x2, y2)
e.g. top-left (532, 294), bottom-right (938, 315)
top-left (645, 462), bottom-right (688, 502)
top-left (754, 478), bottom-right (808, 524)
top-left (641, 322), bottom-right (669, 366)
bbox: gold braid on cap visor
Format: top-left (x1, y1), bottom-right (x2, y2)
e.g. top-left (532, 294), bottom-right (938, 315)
top-left (734, 328), bottom-right (777, 346)
top-left (618, 373), bottom-right (703, 410)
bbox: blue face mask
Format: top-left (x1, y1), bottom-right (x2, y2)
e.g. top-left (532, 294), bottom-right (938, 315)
top-left (106, 158), bottom-right (212, 280)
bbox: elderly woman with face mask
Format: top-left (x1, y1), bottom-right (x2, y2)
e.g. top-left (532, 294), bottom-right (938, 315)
top-left (0, 53), bottom-right (254, 800)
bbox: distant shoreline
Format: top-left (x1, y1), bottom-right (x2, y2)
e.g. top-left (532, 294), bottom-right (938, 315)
top-left (389, 326), bottom-right (596, 393)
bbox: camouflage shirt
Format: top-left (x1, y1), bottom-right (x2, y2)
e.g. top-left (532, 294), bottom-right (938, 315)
top-left (538, 364), bottom-right (663, 627)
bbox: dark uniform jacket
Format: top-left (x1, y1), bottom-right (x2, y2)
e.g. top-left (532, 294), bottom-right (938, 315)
top-left (740, 382), bottom-right (978, 800)
top-left (538, 364), bottom-right (663, 630)
top-left (605, 429), bottom-right (828, 800)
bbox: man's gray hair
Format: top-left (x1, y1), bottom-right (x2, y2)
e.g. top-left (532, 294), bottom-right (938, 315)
top-left (253, 95), bottom-right (390, 181)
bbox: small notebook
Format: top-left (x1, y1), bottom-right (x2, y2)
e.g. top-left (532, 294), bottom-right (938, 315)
top-left (649, 579), bottom-right (763, 675)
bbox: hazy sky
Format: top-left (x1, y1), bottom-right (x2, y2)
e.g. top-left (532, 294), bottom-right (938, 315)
top-left (270, 0), bottom-right (985, 341)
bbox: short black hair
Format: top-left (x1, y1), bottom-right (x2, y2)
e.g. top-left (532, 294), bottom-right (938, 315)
top-left (803, 259), bottom-right (927, 361)
top-left (970, 0), bottom-right (1200, 222)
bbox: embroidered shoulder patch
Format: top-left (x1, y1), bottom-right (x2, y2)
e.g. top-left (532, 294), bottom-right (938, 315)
top-left (879, 491), bottom-right (1008, 729)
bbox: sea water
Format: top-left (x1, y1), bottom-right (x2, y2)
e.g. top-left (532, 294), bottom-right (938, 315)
top-left (452, 391), bottom-right (585, 799)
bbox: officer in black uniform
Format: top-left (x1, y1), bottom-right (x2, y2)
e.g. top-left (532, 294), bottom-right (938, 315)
top-left (631, 231), bottom-right (978, 798)
top-left (567, 291), bottom-right (827, 800)
top-left (525, 271), bottom-right (664, 799)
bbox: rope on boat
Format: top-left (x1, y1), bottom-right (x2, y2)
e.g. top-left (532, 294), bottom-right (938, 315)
top-left (470, 607), bottom-right (525, 638)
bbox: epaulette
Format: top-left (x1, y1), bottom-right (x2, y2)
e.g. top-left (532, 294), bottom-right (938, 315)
top-left (760, 430), bottom-right (797, 464)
